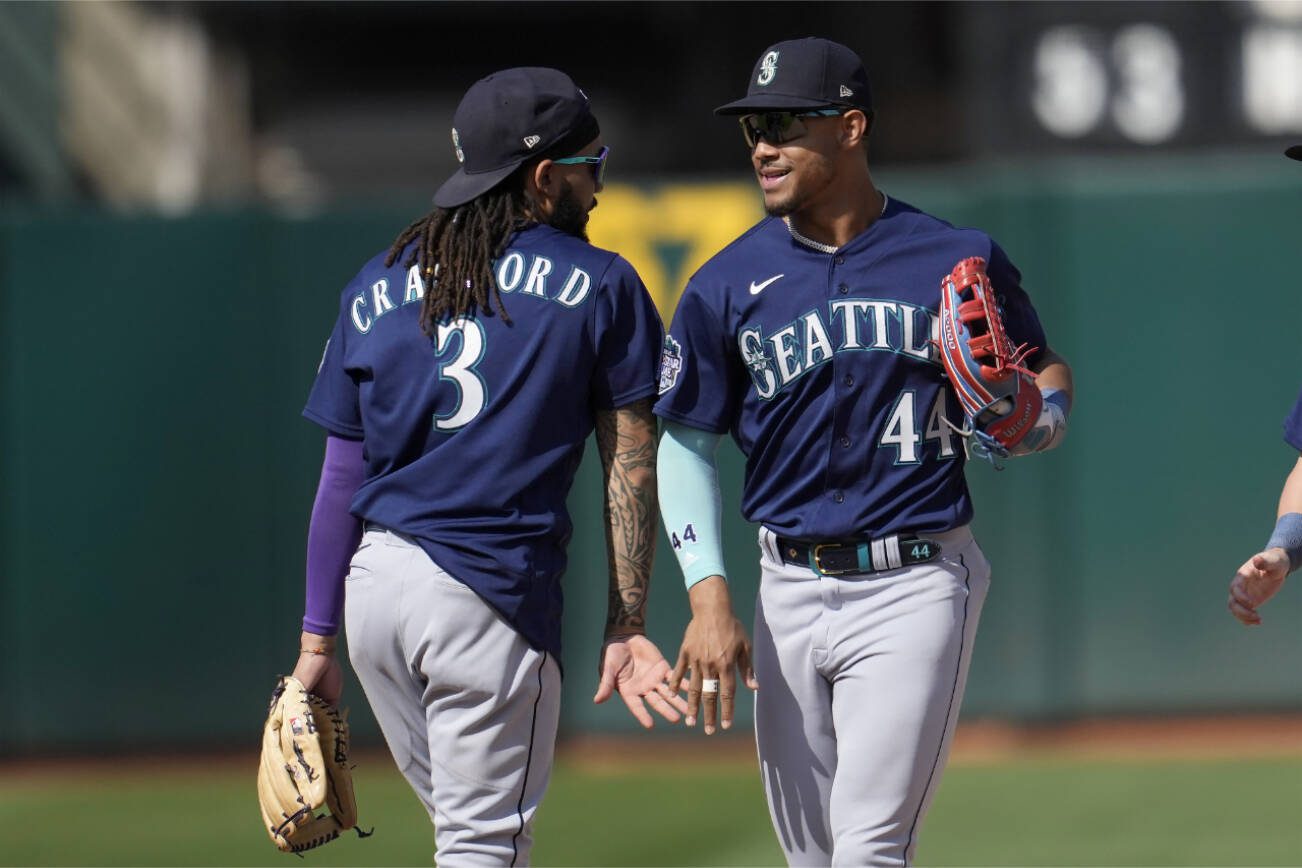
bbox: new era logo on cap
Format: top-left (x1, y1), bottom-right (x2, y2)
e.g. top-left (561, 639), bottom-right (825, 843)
top-left (839, 85), bottom-right (853, 97)
top-left (523, 135), bottom-right (541, 148)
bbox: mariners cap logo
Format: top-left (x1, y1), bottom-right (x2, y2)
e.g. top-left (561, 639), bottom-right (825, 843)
top-left (451, 128), bottom-right (465, 163)
top-left (757, 51), bottom-right (779, 86)
top-left (523, 134), bottom-right (541, 149)
top-left (839, 85), bottom-right (853, 98)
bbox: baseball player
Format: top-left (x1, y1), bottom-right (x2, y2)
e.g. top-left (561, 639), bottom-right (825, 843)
top-left (1226, 145), bottom-right (1302, 625)
top-left (654, 38), bottom-right (1074, 866)
top-left (287, 67), bottom-right (687, 864)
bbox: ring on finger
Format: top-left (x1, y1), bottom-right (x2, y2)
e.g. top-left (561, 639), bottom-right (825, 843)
top-left (701, 678), bottom-right (720, 694)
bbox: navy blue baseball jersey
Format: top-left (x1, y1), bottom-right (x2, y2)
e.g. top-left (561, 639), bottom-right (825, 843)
top-left (1285, 387), bottom-right (1302, 451)
top-left (654, 196), bottom-right (1047, 540)
top-left (304, 224), bottom-right (663, 658)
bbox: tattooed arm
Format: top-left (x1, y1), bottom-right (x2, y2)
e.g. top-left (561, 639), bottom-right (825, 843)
top-left (590, 397), bottom-right (688, 727)
top-left (595, 397), bottom-right (658, 636)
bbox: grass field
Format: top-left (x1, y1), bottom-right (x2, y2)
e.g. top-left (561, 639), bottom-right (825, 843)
top-left (2, 748), bottom-right (1299, 866)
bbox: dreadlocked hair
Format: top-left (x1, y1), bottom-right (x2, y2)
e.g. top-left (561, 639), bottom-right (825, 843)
top-left (385, 179), bottom-right (529, 334)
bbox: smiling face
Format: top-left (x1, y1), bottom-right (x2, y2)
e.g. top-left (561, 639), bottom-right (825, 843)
top-left (749, 114), bottom-right (845, 218)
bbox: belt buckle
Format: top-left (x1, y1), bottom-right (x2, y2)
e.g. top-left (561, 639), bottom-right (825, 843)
top-left (812, 543), bottom-right (855, 576)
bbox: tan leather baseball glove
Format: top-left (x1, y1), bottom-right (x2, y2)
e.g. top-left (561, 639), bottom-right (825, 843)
top-left (256, 675), bottom-right (366, 853)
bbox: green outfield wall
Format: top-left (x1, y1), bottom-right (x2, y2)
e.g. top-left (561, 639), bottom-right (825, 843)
top-left (2, 153), bottom-right (1300, 753)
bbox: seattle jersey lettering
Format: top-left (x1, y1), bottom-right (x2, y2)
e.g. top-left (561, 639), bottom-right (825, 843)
top-left (738, 298), bottom-right (940, 400)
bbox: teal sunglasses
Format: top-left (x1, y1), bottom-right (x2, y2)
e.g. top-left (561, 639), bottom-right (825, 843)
top-left (553, 145), bottom-right (610, 184)
top-left (739, 109), bottom-right (843, 149)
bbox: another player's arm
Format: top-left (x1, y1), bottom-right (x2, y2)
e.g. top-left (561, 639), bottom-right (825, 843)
top-left (659, 421), bottom-right (758, 736)
top-left (290, 434), bottom-right (365, 703)
top-left (1228, 455), bottom-right (1302, 625)
top-left (592, 398), bottom-right (688, 727)
top-left (595, 396), bottom-right (658, 636)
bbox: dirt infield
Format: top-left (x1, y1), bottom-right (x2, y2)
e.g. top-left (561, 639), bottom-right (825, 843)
top-left (2, 714), bottom-right (1298, 780)
top-left (947, 713), bottom-right (1302, 763)
top-left (556, 713), bottom-right (1302, 771)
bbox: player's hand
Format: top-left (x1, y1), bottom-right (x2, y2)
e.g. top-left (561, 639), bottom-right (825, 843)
top-left (290, 631), bottom-right (343, 705)
top-left (1228, 548), bottom-right (1290, 626)
top-left (671, 576), bottom-right (758, 736)
top-left (594, 633), bottom-right (690, 728)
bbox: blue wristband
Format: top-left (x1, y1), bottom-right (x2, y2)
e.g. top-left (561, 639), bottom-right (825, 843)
top-left (1042, 387), bottom-right (1071, 418)
top-left (1265, 512), bottom-right (1302, 572)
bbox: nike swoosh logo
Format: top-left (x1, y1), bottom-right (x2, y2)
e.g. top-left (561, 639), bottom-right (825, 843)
top-left (749, 274), bottom-right (784, 295)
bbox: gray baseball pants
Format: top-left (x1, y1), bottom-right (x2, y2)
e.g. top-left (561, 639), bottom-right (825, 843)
top-left (344, 526), bottom-right (561, 866)
top-left (753, 525), bottom-right (991, 867)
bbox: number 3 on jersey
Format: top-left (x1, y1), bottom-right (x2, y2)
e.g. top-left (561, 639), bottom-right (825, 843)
top-left (434, 318), bottom-right (487, 431)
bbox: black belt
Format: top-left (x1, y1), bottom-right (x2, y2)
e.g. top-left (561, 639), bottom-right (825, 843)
top-left (776, 534), bottom-right (942, 576)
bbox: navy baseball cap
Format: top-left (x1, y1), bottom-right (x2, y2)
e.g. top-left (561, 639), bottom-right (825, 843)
top-left (434, 67), bottom-right (599, 208)
top-left (715, 37), bottom-right (873, 116)
top-left (1287, 145), bottom-right (1302, 161)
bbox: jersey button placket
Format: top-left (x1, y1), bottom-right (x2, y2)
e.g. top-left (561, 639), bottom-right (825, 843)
top-left (826, 257), bottom-right (853, 521)
top-left (829, 373), bottom-right (852, 503)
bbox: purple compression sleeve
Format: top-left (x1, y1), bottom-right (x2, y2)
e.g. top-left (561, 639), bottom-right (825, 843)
top-left (302, 435), bottom-right (365, 635)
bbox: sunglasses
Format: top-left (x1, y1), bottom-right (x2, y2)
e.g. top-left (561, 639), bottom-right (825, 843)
top-left (739, 109), bottom-right (843, 149)
top-left (553, 145), bottom-right (610, 185)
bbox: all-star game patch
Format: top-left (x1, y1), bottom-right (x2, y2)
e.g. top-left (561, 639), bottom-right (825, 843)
top-left (658, 335), bottom-right (683, 394)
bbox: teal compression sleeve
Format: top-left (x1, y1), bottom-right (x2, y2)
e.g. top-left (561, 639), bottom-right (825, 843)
top-left (659, 422), bottom-right (727, 589)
